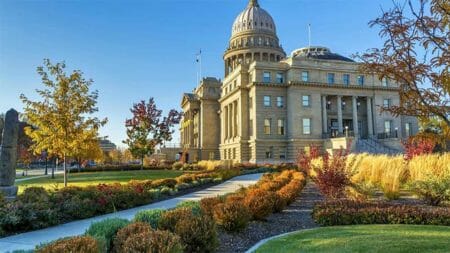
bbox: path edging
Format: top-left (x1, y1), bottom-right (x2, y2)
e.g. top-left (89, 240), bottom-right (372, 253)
top-left (245, 228), bottom-right (316, 253)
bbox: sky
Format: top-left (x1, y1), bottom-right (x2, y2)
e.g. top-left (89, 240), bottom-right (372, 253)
top-left (0, 0), bottom-right (397, 147)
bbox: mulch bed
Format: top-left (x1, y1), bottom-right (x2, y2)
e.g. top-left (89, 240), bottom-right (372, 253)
top-left (217, 182), bottom-right (324, 253)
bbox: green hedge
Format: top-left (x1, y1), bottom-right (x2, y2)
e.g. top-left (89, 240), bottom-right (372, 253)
top-left (313, 200), bottom-right (450, 226)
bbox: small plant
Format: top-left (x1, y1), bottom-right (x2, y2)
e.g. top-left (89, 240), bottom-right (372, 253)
top-left (403, 137), bottom-right (435, 161)
top-left (85, 218), bottom-right (130, 252)
top-left (408, 174), bottom-right (450, 206)
top-left (213, 198), bottom-right (251, 232)
top-left (314, 149), bottom-right (350, 199)
top-left (113, 222), bottom-right (152, 253)
top-left (36, 236), bottom-right (100, 253)
top-left (200, 197), bottom-right (223, 217)
top-left (122, 229), bottom-right (183, 253)
top-left (243, 189), bottom-right (277, 220)
top-left (134, 209), bottom-right (165, 229)
top-left (176, 201), bottom-right (202, 216)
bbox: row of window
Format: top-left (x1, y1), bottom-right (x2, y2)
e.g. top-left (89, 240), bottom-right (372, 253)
top-left (262, 118), bottom-right (311, 135)
top-left (262, 95), bottom-right (311, 107)
top-left (262, 71), bottom-right (390, 87)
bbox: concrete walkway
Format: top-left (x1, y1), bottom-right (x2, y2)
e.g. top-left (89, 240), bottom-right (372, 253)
top-left (0, 173), bottom-right (263, 252)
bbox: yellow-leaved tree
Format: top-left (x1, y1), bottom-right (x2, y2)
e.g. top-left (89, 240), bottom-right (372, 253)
top-left (20, 59), bottom-right (107, 187)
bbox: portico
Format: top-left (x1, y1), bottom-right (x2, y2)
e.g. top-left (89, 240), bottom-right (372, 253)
top-left (321, 95), bottom-right (374, 139)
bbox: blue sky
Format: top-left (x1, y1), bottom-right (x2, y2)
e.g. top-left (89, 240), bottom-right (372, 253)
top-left (0, 0), bottom-right (395, 147)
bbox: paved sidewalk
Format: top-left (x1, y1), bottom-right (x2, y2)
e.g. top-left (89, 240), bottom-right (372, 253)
top-left (0, 173), bottom-right (263, 252)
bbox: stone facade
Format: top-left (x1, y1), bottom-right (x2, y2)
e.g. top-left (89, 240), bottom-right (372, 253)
top-left (180, 0), bottom-right (419, 163)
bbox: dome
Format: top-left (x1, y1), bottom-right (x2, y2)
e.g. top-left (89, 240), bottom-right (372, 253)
top-left (291, 46), bottom-right (355, 62)
top-left (231, 0), bottom-right (276, 37)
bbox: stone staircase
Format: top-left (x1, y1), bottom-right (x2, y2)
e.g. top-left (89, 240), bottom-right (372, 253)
top-left (355, 137), bottom-right (403, 155)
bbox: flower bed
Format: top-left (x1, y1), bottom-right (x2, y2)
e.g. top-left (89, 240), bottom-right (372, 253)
top-left (0, 167), bottom-right (246, 237)
top-left (312, 200), bottom-right (450, 226)
top-left (33, 169), bottom-right (308, 253)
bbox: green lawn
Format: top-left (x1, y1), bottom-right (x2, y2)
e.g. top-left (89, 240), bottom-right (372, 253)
top-left (256, 225), bottom-right (450, 253)
top-left (15, 169), bottom-right (183, 192)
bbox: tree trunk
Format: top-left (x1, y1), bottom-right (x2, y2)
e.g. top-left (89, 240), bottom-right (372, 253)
top-left (52, 158), bottom-right (55, 179)
top-left (141, 156), bottom-right (144, 170)
top-left (63, 154), bottom-right (67, 187)
top-left (45, 157), bottom-right (48, 175)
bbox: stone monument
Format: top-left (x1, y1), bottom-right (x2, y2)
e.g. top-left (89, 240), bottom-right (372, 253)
top-left (0, 109), bottom-right (19, 199)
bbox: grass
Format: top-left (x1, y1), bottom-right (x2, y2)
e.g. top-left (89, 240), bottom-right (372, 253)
top-left (256, 225), bottom-right (450, 253)
top-left (15, 169), bottom-right (183, 192)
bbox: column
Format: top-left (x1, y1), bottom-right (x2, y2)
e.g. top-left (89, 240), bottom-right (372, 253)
top-left (224, 106), bottom-right (228, 140)
top-left (234, 101), bottom-right (238, 137)
top-left (367, 97), bottom-right (374, 136)
top-left (322, 95), bottom-right (328, 134)
top-left (352, 96), bottom-right (359, 138)
top-left (337, 95), bottom-right (343, 134)
top-left (228, 103), bottom-right (233, 139)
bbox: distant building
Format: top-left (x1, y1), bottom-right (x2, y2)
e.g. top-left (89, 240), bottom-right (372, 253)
top-left (180, 0), bottom-right (419, 163)
top-left (99, 138), bottom-right (117, 152)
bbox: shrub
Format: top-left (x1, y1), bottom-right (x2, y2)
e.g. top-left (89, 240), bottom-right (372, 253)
top-left (408, 174), bottom-right (450, 206)
top-left (85, 218), bottom-right (130, 252)
top-left (133, 209), bottom-right (165, 229)
top-left (200, 197), bottom-right (223, 217)
top-left (36, 236), bottom-right (100, 253)
top-left (159, 208), bottom-right (218, 253)
top-left (243, 189), bottom-right (277, 220)
top-left (176, 201), bottom-right (202, 216)
top-left (315, 150), bottom-right (350, 199)
top-left (197, 160), bottom-right (223, 171)
top-left (152, 178), bottom-right (177, 188)
top-left (172, 162), bottom-right (183, 170)
top-left (122, 229), bottom-right (183, 253)
top-left (403, 138), bottom-right (435, 161)
top-left (312, 200), bottom-right (450, 226)
top-left (213, 198), bottom-right (251, 232)
top-left (19, 187), bottom-right (49, 203)
top-left (113, 222), bottom-right (152, 253)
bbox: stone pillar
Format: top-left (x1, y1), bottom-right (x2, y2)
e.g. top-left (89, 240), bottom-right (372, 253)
top-left (352, 96), bottom-right (359, 138)
top-left (367, 97), bottom-right (374, 136)
top-left (337, 95), bottom-right (343, 134)
top-left (225, 106), bottom-right (229, 140)
top-left (234, 101), bottom-right (238, 137)
top-left (0, 109), bottom-right (19, 199)
top-left (322, 95), bottom-right (328, 135)
top-left (228, 104), bottom-right (232, 140)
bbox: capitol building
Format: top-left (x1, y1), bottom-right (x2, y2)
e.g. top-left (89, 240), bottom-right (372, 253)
top-left (180, 0), bottom-right (418, 163)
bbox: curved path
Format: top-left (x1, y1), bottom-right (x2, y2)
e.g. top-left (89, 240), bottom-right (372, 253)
top-left (0, 173), bottom-right (263, 252)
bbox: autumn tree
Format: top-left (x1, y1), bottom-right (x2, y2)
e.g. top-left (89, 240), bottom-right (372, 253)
top-left (72, 131), bottom-right (103, 171)
top-left (20, 59), bottom-right (107, 187)
top-left (357, 0), bottom-right (449, 141)
top-left (123, 98), bottom-right (181, 169)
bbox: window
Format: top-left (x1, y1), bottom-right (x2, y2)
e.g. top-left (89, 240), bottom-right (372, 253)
top-left (279, 148), bottom-right (286, 159)
top-left (278, 119), bottom-right (285, 135)
top-left (263, 71), bottom-right (271, 83)
top-left (276, 73), bottom-right (284, 83)
top-left (233, 80), bottom-right (237, 89)
top-left (208, 152), bottom-right (215, 160)
top-left (382, 77), bottom-right (389, 87)
top-left (277, 96), bottom-right (284, 108)
top-left (383, 99), bottom-right (390, 108)
top-left (265, 147), bottom-right (273, 159)
top-left (264, 119), bottom-right (271, 135)
top-left (327, 73), bottom-right (335, 84)
top-left (302, 95), bottom-right (310, 107)
top-left (301, 71), bottom-right (309, 82)
top-left (233, 148), bottom-right (236, 159)
top-left (264, 96), bottom-right (271, 107)
top-left (405, 122), bottom-right (412, 137)
top-left (384, 120), bottom-right (392, 134)
top-left (303, 118), bottom-right (311, 135)
top-left (357, 75), bottom-right (365, 86)
top-left (343, 74), bottom-right (350, 86)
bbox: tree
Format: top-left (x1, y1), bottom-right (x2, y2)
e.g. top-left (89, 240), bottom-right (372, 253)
top-left (357, 0), bottom-right (449, 139)
top-left (123, 98), bottom-right (181, 169)
top-left (72, 132), bottom-right (103, 171)
top-left (20, 59), bottom-right (107, 187)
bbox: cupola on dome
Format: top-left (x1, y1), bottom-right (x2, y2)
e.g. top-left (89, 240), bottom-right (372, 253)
top-left (231, 0), bottom-right (276, 37)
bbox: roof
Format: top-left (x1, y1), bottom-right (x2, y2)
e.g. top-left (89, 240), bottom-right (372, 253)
top-left (291, 46), bottom-right (355, 63)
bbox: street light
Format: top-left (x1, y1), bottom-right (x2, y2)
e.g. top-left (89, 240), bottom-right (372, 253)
top-left (395, 127), bottom-right (399, 138)
top-left (345, 126), bottom-right (349, 137)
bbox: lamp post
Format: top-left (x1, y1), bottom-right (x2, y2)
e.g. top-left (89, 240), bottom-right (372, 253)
top-left (395, 127), bottom-right (398, 138)
top-left (345, 126), bottom-right (349, 137)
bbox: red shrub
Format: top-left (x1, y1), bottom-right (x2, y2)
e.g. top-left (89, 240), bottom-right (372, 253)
top-left (213, 198), bottom-right (251, 232)
top-left (122, 230), bottom-right (183, 253)
top-left (113, 222), bottom-right (152, 253)
top-left (36, 236), bottom-right (100, 253)
top-left (315, 149), bottom-right (350, 199)
top-left (403, 137), bottom-right (435, 161)
top-left (200, 197), bottom-right (223, 217)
